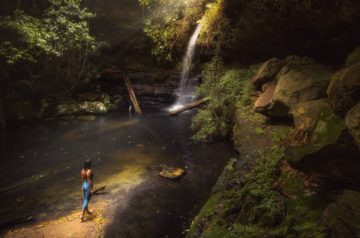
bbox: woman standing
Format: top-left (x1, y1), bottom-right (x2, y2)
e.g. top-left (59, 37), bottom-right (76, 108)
top-left (81, 159), bottom-right (94, 221)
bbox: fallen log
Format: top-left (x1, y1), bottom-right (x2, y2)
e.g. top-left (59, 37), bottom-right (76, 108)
top-left (123, 74), bottom-right (142, 114)
top-left (166, 98), bottom-right (209, 116)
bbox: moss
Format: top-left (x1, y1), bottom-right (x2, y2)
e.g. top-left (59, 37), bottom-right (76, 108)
top-left (286, 106), bottom-right (345, 164)
top-left (186, 193), bottom-right (223, 238)
top-left (255, 127), bottom-right (264, 135)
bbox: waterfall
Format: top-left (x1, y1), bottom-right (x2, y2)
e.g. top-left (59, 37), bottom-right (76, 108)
top-left (168, 24), bottom-right (202, 112)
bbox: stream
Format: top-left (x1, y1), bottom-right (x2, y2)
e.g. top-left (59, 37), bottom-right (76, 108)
top-left (0, 107), bottom-right (233, 237)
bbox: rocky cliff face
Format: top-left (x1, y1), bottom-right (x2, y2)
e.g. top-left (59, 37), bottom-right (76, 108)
top-left (187, 47), bottom-right (360, 237)
top-left (223, 0), bottom-right (360, 64)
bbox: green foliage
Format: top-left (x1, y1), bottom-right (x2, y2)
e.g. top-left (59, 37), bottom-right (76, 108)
top-left (198, 0), bottom-right (225, 47)
top-left (191, 59), bottom-right (259, 142)
top-left (139, 0), bottom-right (207, 61)
top-left (0, 0), bottom-right (103, 97)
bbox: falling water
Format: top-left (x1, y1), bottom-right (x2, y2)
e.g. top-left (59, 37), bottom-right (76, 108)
top-left (168, 24), bottom-right (202, 112)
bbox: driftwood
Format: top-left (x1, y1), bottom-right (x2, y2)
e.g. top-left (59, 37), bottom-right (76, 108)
top-left (167, 98), bottom-right (209, 116)
top-left (123, 74), bottom-right (142, 115)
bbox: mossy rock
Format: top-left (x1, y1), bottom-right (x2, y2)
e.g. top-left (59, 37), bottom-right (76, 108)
top-left (327, 62), bottom-right (360, 117)
top-left (345, 102), bottom-right (360, 148)
top-left (55, 101), bottom-right (108, 117)
top-left (286, 106), bottom-right (360, 182)
top-left (255, 62), bottom-right (332, 118)
top-left (289, 98), bottom-right (330, 131)
top-left (324, 190), bottom-right (360, 237)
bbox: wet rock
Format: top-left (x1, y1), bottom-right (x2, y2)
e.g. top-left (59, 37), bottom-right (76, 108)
top-left (55, 101), bottom-right (108, 117)
top-left (250, 58), bottom-right (285, 88)
top-left (158, 166), bottom-right (186, 180)
top-left (285, 106), bottom-right (360, 182)
top-left (345, 102), bottom-right (360, 148)
top-left (324, 190), bottom-right (360, 237)
top-left (327, 62), bottom-right (360, 117)
top-left (289, 99), bottom-right (330, 131)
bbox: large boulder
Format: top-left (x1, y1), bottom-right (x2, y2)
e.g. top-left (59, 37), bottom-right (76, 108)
top-left (250, 58), bottom-right (285, 88)
top-left (324, 190), bottom-right (360, 237)
top-left (255, 63), bottom-right (332, 117)
top-left (285, 105), bottom-right (360, 182)
top-left (327, 62), bottom-right (360, 117)
top-left (345, 102), bottom-right (360, 148)
top-left (274, 63), bottom-right (332, 110)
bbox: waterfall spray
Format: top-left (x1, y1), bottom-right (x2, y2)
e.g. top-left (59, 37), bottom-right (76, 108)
top-left (168, 24), bottom-right (202, 112)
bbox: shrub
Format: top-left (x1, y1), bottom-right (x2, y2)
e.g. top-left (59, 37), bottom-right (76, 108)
top-left (191, 59), bottom-right (258, 143)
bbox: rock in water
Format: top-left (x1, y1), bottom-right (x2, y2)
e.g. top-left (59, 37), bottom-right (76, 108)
top-left (327, 62), bottom-right (360, 117)
top-left (324, 190), bottom-right (360, 237)
top-left (158, 166), bottom-right (186, 180)
top-left (345, 102), bottom-right (360, 148)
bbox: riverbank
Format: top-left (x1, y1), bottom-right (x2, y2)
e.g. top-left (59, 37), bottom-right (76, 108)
top-left (0, 111), bottom-right (233, 237)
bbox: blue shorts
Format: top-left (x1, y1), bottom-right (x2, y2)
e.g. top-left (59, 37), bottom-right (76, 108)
top-left (82, 181), bottom-right (91, 210)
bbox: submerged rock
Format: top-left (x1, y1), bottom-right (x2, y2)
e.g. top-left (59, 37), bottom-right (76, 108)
top-left (324, 190), bottom-right (360, 237)
top-left (158, 166), bottom-right (186, 180)
top-left (345, 102), bottom-right (360, 148)
top-left (327, 62), bottom-right (360, 117)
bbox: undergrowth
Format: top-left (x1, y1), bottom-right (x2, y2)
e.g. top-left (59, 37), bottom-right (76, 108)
top-left (191, 58), bottom-right (259, 143)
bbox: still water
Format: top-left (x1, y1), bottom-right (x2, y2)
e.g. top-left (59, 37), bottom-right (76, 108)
top-left (0, 108), bottom-right (233, 237)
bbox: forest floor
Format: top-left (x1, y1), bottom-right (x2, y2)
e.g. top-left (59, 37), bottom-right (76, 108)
top-left (3, 197), bottom-right (111, 238)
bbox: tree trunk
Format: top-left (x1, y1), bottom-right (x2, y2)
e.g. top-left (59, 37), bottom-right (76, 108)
top-left (123, 74), bottom-right (142, 115)
top-left (166, 98), bottom-right (209, 116)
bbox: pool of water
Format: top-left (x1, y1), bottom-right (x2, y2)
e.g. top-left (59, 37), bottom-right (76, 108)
top-left (0, 108), bottom-right (233, 237)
